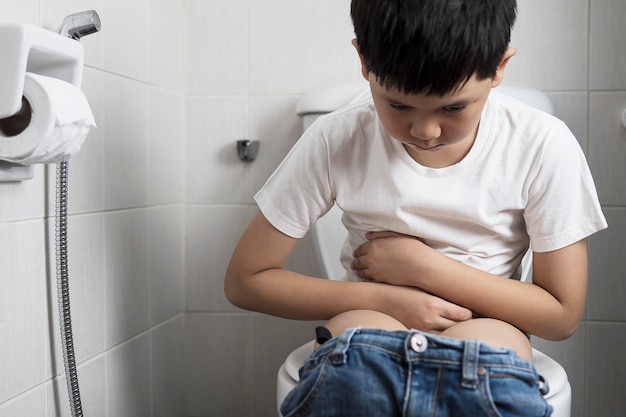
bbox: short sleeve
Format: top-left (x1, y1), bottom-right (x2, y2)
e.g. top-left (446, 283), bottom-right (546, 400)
top-left (254, 122), bottom-right (335, 238)
top-left (524, 122), bottom-right (607, 252)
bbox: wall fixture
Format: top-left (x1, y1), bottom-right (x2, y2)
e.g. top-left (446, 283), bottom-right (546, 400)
top-left (237, 139), bottom-right (260, 162)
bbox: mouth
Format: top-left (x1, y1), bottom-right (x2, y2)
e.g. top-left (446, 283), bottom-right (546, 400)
top-left (404, 142), bottom-right (443, 153)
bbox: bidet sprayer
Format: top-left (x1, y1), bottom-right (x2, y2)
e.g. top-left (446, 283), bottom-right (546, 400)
top-left (56, 10), bottom-right (101, 40)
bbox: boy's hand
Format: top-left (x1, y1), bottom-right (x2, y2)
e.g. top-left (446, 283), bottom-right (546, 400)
top-left (351, 231), bottom-right (473, 331)
top-left (351, 231), bottom-right (439, 286)
top-left (380, 284), bottom-right (473, 333)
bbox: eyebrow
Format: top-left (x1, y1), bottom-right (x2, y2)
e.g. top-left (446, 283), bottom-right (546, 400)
top-left (383, 95), bottom-right (476, 110)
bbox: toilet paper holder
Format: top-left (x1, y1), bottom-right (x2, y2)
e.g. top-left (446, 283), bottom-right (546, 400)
top-left (0, 21), bottom-right (86, 181)
top-left (0, 23), bottom-right (84, 118)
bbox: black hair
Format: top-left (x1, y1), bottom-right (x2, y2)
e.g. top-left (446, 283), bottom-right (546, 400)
top-left (351, 0), bottom-right (517, 96)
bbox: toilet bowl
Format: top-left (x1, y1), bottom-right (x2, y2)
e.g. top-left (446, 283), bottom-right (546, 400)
top-left (276, 83), bottom-right (571, 417)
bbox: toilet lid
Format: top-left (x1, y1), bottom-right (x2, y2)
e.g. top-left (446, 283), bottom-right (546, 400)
top-left (285, 343), bottom-right (568, 399)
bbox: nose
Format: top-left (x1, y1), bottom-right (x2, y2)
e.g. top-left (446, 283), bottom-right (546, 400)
top-left (410, 116), bottom-right (441, 141)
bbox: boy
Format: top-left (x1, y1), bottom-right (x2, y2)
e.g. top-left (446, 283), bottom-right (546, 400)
top-left (225, 0), bottom-right (607, 415)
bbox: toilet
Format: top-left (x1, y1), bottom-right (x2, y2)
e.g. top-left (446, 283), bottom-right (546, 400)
top-left (276, 83), bottom-right (572, 417)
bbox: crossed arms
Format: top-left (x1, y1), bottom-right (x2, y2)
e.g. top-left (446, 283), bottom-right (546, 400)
top-left (225, 211), bottom-right (587, 341)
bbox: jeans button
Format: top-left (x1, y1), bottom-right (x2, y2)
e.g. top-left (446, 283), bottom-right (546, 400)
top-left (410, 333), bottom-right (428, 353)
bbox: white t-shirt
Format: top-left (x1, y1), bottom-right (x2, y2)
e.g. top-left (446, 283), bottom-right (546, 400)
top-left (255, 91), bottom-right (607, 281)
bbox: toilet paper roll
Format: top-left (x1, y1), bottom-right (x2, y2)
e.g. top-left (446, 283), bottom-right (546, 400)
top-left (0, 72), bottom-right (95, 165)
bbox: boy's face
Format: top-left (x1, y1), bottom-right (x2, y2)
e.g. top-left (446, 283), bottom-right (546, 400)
top-left (359, 45), bottom-right (515, 169)
top-left (368, 73), bottom-right (496, 168)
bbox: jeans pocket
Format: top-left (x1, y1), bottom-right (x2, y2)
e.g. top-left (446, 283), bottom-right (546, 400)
top-left (280, 357), bottom-right (329, 417)
top-left (480, 372), bottom-right (553, 417)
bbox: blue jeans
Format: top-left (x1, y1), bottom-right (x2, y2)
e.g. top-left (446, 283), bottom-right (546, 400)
top-left (280, 328), bottom-right (552, 417)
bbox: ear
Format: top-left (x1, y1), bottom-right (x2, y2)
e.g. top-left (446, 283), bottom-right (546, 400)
top-left (352, 38), bottom-right (370, 81)
top-left (491, 47), bottom-right (517, 88)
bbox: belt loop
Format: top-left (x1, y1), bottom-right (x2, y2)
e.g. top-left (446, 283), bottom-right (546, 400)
top-left (538, 374), bottom-right (550, 396)
top-left (329, 327), bottom-right (359, 366)
top-left (461, 339), bottom-right (479, 389)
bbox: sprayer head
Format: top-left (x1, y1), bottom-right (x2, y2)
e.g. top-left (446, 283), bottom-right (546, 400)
top-left (57, 10), bottom-right (101, 40)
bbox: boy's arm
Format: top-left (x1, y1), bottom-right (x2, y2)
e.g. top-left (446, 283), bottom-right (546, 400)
top-left (224, 212), bottom-right (473, 331)
top-left (351, 233), bottom-right (587, 340)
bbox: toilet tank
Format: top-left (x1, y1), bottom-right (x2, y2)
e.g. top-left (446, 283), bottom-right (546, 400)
top-left (297, 83), bottom-right (554, 280)
top-left (297, 82), bottom-right (369, 131)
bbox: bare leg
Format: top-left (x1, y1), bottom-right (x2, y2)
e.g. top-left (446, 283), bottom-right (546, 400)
top-left (317, 311), bottom-right (532, 362)
top-left (441, 318), bottom-right (532, 362)
top-left (315, 310), bottom-right (407, 349)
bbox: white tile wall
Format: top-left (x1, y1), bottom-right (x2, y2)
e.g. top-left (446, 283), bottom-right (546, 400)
top-left (148, 0), bottom-right (184, 91)
top-left (0, 387), bottom-right (45, 417)
top-left (184, 313), bottom-right (253, 416)
top-left (249, 0), bottom-right (360, 94)
top-left (186, 205), bottom-right (249, 312)
top-left (147, 89), bottom-right (185, 206)
top-left (546, 92), bottom-right (589, 152)
top-left (0, 221), bottom-right (47, 403)
top-left (106, 334), bottom-right (152, 417)
top-left (101, 73), bottom-right (149, 210)
top-left (0, 0), bottom-right (185, 414)
top-left (590, 0), bottom-right (626, 90)
top-left (1, 0), bottom-right (625, 416)
top-left (149, 206), bottom-right (185, 326)
top-left (100, 0), bottom-right (149, 81)
top-left (589, 92), bottom-right (626, 206)
top-left (0, 0), bottom-right (38, 25)
top-left (186, 96), bottom-right (250, 204)
top-left (186, 0), bottom-right (251, 95)
top-left (587, 208), bottom-right (626, 321)
top-left (151, 317), bottom-right (184, 417)
top-left (508, 0), bottom-right (589, 91)
top-left (104, 209), bottom-right (150, 348)
top-left (45, 357), bottom-right (107, 417)
top-left (587, 322), bottom-right (626, 416)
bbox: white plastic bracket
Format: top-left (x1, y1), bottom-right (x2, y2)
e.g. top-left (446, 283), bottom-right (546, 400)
top-left (0, 23), bottom-right (84, 182)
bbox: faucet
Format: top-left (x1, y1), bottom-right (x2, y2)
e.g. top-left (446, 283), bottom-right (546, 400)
top-left (56, 10), bottom-right (101, 40)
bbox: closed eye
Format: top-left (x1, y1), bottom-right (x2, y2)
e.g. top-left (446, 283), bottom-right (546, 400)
top-left (389, 103), bottom-right (412, 111)
top-left (443, 105), bottom-right (467, 114)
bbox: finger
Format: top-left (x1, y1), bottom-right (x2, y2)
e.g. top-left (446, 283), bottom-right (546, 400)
top-left (412, 316), bottom-right (460, 334)
top-left (350, 257), bottom-right (366, 271)
top-left (352, 242), bottom-right (369, 258)
top-left (432, 317), bottom-right (467, 332)
top-left (353, 268), bottom-right (370, 280)
top-left (442, 305), bottom-right (474, 321)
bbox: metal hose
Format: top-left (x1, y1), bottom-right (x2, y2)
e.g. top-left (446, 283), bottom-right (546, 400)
top-left (55, 160), bottom-right (83, 417)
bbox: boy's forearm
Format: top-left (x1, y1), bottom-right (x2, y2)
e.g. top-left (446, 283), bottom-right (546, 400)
top-left (225, 212), bottom-right (472, 332)
top-left (414, 250), bottom-right (583, 340)
top-left (225, 267), bottom-right (380, 321)
top-left (225, 265), bottom-right (473, 332)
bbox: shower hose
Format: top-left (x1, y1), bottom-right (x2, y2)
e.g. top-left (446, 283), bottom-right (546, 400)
top-left (56, 160), bottom-right (83, 417)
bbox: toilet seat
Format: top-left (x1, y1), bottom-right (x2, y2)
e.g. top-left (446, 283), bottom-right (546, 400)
top-left (277, 340), bottom-right (571, 417)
